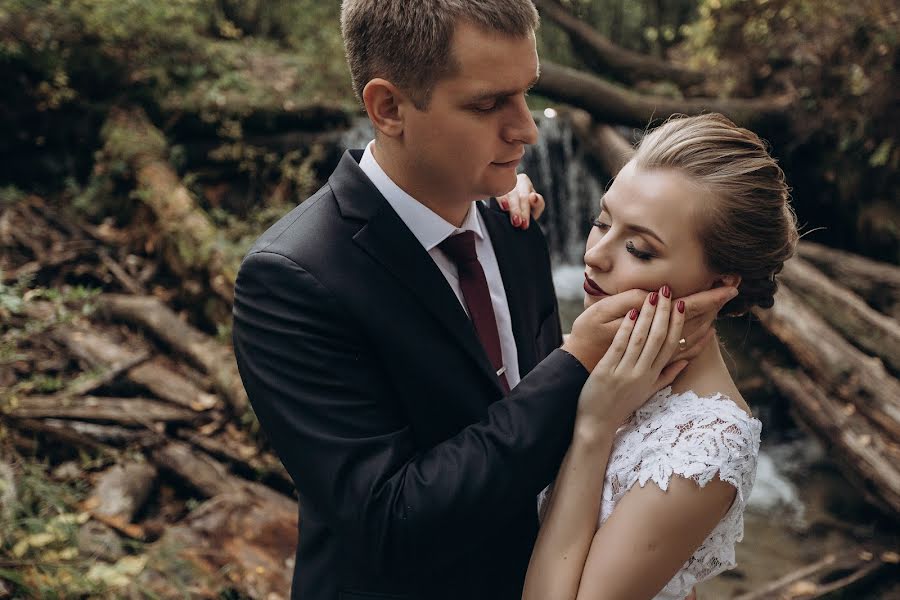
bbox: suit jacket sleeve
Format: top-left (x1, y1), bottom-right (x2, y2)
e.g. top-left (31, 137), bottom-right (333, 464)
top-left (232, 249), bottom-right (589, 580)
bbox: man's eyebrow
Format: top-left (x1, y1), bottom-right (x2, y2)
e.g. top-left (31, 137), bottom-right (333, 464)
top-left (466, 73), bottom-right (541, 104)
top-left (599, 196), bottom-right (668, 247)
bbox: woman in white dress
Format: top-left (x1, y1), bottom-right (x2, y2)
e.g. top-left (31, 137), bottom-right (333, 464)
top-left (520, 113), bottom-right (799, 600)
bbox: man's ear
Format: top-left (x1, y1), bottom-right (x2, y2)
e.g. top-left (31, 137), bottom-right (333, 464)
top-left (362, 78), bottom-right (406, 139)
top-left (713, 274), bottom-right (742, 289)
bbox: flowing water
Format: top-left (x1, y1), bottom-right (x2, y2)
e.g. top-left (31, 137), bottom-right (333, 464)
top-left (338, 114), bottom-right (898, 597)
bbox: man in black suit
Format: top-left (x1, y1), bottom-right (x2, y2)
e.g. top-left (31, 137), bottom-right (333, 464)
top-left (232, 1), bottom-right (734, 598)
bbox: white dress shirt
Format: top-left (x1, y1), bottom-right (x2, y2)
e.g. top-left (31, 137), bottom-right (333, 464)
top-left (359, 141), bottom-right (521, 388)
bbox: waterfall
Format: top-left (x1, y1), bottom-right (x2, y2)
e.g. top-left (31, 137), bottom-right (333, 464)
top-left (337, 112), bottom-right (607, 300)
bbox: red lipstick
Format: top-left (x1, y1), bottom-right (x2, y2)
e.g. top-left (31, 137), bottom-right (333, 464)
top-left (583, 274), bottom-right (609, 297)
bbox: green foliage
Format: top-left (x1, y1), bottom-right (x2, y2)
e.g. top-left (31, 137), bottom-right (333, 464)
top-left (676, 0), bottom-right (898, 260)
top-left (0, 458), bottom-right (114, 597)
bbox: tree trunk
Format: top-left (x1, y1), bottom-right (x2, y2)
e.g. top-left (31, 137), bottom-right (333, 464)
top-left (797, 241), bottom-right (900, 320)
top-left (761, 363), bottom-right (900, 515)
top-left (534, 60), bottom-right (792, 129)
top-left (752, 286), bottom-right (900, 439)
top-left (779, 257), bottom-right (900, 374)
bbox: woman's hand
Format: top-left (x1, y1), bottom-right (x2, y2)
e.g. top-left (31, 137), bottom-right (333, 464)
top-left (576, 286), bottom-right (687, 434)
top-left (496, 173), bottom-right (545, 229)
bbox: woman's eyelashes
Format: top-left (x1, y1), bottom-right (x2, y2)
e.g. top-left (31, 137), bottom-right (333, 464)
top-left (590, 217), bottom-right (656, 261)
top-left (626, 240), bottom-right (655, 261)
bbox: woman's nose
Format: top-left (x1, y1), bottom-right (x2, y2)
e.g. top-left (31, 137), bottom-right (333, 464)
top-left (584, 239), bottom-right (612, 272)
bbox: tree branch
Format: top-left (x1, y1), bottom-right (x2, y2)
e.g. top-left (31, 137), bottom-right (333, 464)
top-left (534, 60), bottom-right (792, 129)
top-left (534, 0), bottom-right (704, 87)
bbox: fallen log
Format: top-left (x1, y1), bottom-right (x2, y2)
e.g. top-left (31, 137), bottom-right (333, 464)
top-left (83, 462), bottom-right (158, 539)
top-left (752, 285), bottom-right (900, 439)
top-left (98, 294), bottom-right (248, 413)
top-left (41, 316), bottom-right (221, 411)
top-left (175, 428), bottom-right (292, 491)
top-left (761, 363), bottom-right (900, 514)
top-left (84, 462), bottom-right (158, 524)
top-left (140, 485), bottom-right (297, 600)
top-left (533, 60), bottom-right (792, 130)
top-left (151, 441), bottom-right (245, 498)
top-left (567, 108), bottom-right (634, 177)
top-left (100, 107), bottom-right (236, 304)
top-left (6, 396), bottom-right (198, 425)
top-left (533, 0), bottom-right (703, 88)
top-left (797, 241), bottom-right (900, 320)
top-left (779, 257), bottom-right (900, 374)
top-left (128, 357), bottom-right (220, 412)
top-left (50, 326), bottom-right (150, 372)
top-left (36, 419), bottom-right (154, 446)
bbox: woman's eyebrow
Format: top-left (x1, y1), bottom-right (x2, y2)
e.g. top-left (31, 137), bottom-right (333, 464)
top-left (599, 196), bottom-right (668, 248)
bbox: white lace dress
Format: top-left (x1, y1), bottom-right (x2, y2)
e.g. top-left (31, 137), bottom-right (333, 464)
top-left (537, 387), bottom-right (762, 600)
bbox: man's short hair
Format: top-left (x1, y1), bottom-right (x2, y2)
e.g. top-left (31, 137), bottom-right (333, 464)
top-left (341, 0), bottom-right (539, 110)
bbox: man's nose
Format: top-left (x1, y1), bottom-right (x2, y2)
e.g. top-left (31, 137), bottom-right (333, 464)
top-left (503, 95), bottom-right (539, 146)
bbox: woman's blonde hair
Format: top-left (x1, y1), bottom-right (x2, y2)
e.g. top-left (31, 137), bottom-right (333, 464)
top-left (632, 113), bottom-right (799, 315)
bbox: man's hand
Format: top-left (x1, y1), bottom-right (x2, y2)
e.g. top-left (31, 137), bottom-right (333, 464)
top-left (496, 173), bottom-right (545, 229)
top-left (562, 285), bottom-right (738, 372)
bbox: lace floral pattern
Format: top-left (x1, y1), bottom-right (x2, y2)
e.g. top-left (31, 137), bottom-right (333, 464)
top-left (537, 387), bottom-right (762, 600)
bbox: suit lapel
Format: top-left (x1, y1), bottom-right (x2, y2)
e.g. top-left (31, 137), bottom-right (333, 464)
top-left (330, 151), bottom-right (504, 393)
top-left (478, 202), bottom-right (539, 377)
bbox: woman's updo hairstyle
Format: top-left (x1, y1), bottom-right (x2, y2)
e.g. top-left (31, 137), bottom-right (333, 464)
top-left (631, 113), bottom-right (799, 316)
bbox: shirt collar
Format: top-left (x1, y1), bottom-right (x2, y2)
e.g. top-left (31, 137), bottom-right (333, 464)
top-left (359, 140), bottom-right (484, 252)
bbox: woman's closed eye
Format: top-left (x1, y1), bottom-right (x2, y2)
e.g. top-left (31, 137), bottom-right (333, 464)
top-left (590, 217), bottom-right (656, 261)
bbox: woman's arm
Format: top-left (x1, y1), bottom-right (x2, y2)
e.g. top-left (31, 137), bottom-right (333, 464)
top-left (523, 288), bottom-right (687, 600)
top-left (575, 475), bottom-right (737, 600)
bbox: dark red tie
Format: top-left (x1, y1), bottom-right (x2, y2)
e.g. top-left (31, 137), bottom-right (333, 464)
top-left (439, 231), bottom-right (510, 393)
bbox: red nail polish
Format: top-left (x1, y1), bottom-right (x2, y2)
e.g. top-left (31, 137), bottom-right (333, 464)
top-left (649, 292), bottom-right (659, 306)
top-left (512, 215), bottom-right (520, 226)
top-left (500, 199), bottom-right (509, 210)
top-left (629, 308), bottom-right (638, 320)
top-left (662, 285), bottom-right (671, 299)
top-left (677, 300), bottom-right (685, 314)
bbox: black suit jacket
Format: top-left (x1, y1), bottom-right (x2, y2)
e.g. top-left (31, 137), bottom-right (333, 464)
top-left (232, 150), bottom-right (589, 600)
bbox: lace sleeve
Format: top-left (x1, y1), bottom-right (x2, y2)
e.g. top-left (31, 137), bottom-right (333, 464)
top-left (630, 395), bottom-right (761, 508)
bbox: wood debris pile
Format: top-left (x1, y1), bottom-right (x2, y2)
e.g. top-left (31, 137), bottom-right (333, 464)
top-left (1, 197), bottom-right (298, 598)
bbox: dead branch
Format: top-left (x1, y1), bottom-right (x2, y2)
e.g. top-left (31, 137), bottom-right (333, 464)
top-left (534, 0), bottom-right (703, 88)
top-left (734, 547), bottom-right (897, 599)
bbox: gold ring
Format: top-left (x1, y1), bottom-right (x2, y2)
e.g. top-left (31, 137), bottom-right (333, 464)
top-left (678, 338), bottom-right (687, 351)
